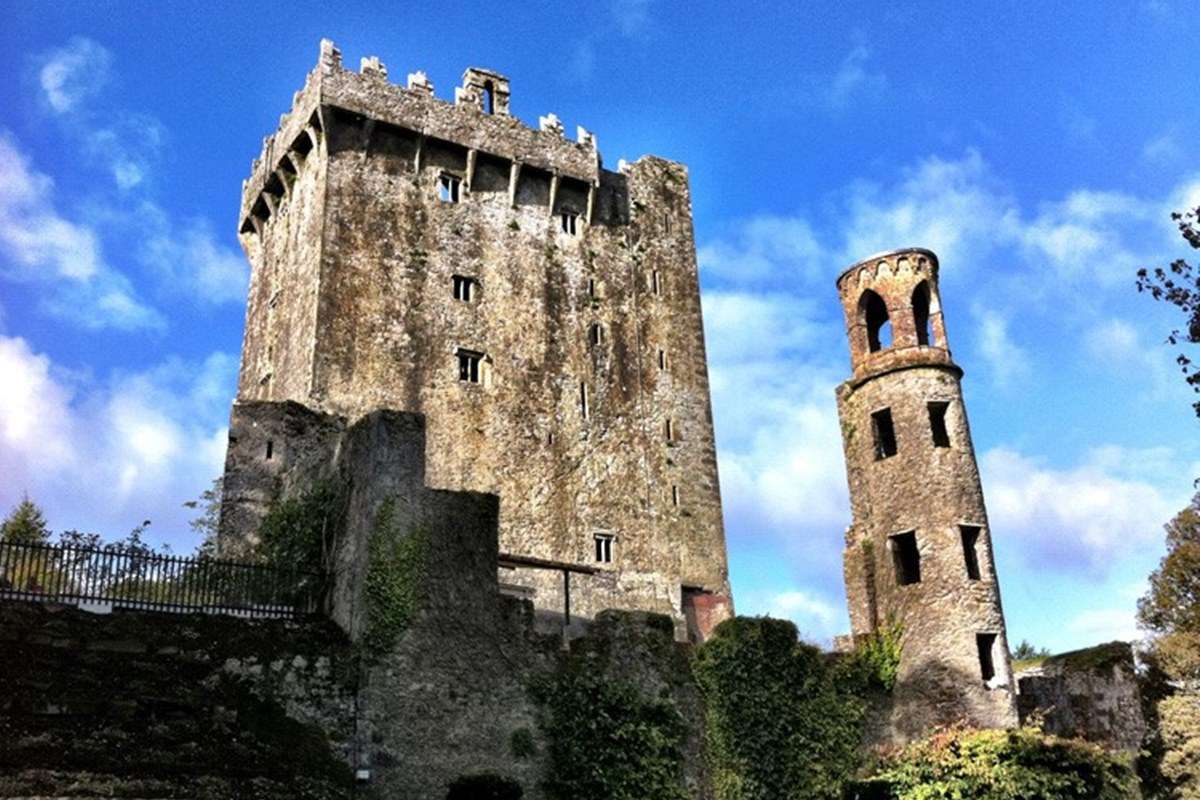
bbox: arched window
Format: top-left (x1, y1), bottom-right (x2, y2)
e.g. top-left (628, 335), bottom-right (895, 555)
top-left (912, 281), bottom-right (934, 346)
top-left (860, 290), bottom-right (891, 352)
top-left (482, 81), bottom-right (495, 115)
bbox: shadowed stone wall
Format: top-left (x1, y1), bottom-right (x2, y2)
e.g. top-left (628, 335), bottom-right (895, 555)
top-left (835, 248), bottom-right (1018, 743)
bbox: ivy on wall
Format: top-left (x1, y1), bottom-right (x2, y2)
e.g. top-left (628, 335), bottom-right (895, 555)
top-left (255, 479), bottom-right (344, 569)
top-left (693, 617), bottom-right (870, 800)
top-left (361, 498), bottom-right (430, 656)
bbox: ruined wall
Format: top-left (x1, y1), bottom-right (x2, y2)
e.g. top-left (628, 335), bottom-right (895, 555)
top-left (1016, 642), bottom-right (1147, 753)
top-left (835, 248), bottom-right (1018, 742)
top-left (219, 401), bottom-right (710, 798)
top-left (0, 601), bottom-right (357, 799)
top-left (223, 40), bottom-right (730, 638)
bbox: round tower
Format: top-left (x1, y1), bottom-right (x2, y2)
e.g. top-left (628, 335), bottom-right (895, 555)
top-left (834, 247), bottom-right (1017, 742)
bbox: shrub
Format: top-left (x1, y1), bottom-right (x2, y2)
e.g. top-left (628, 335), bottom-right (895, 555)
top-left (693, 617), bottom-right (866, 800)
top-left (851, 726), bottom-right (1137, 800)
top-left (446, 772), bottom-right (523, 800)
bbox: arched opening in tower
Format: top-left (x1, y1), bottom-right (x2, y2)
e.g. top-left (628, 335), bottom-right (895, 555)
top-left (861, 290), bottom-right (891, 352)
top-left (912, 281), bottom-right (934, 346)
top-left (482, 81), bottom-right (495, 115)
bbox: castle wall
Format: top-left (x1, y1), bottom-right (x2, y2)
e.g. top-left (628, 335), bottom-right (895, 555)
top-left (224, 43), bottom-right (730, 637)
top-left (835, 249), bottom-right (1018, 742)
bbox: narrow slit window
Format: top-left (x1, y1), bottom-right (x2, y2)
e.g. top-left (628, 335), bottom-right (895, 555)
top-left (651, 270), bottom-right (662, 295)
top-left (560, 212), bottom-right (579, 236)
top-left (437, 173), bottom-right (461, 203)
top-left (960, 525), bottom-right (982, 581)
top-left (594, 533), bottom-right (614, 564)
top-left (890, 531), bottom-right (921, 585)
top-left (452, 275), bottom-right (476, 302)
top-left (671, 485), bottom-right (680, 507)
top-left (457, 349), bottom-right (482, 383)
top-left (265, 440), bottom-right (274, 460)
top-left (977, 633), bottom-right (998, 683)
top-left (665, 417), bottom-right (676, 443)
top-left (589, 323), bottom-right (604, 346)
top-left (871, 408), bottom-right (897, 460)
top-left (658, 349), bottom-right (668, 371)
top-left (928, 401), bottom-right (951, 448)
top-left (580, 381), bottom-right (589, 420)
top-left (482, 81), bottom-right (495, 115)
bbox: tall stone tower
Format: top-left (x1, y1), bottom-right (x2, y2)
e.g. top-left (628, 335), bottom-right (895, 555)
top-left (219, 40), bottom-right (731, 640)
top-left (835, 247), bottom-right (1017, 741)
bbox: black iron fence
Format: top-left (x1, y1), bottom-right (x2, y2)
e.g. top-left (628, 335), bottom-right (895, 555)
top-left (0, 541), bottom-right (325, 619)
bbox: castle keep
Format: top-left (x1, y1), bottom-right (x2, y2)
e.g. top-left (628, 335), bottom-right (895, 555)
top-left (218, 40), bottom-right (731, 639)
top-left (835, 248), bottom-right (1018, 738)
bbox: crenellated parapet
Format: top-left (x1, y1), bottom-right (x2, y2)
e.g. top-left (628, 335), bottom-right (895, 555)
top-left (239, 39), bottom-right (602, 236)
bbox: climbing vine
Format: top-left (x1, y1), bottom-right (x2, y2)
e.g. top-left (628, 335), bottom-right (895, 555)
top-left (835, 618), bottom-right (903, 693)
top-left (361, 498), bottom-right (430, 656)
top-left (693, 617), bottom-right (869, 800)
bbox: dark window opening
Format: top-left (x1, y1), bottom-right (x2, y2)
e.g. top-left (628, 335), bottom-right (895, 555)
top-left (580, 382), bottom-right (589, 419)
top-left (928, 401), bottom-right (951, 448)
top-left (594, 533), bottom-right (614, 564)
top-left (265, 440), bottom-right (274, 460)
top-left (658, 349), bottom-right (667, 371)
top-left (665, 418), bottom-right (676, 443)
top-left (482, 81), bottom-right (495, 115)
top-left (961, 525), bottom-right (982, 580)
top-left (561, 212), bottom-right (579, 236)
top-left (890, 531), bottom-right (921, 586)
top-left (861, 290), bottom-right (891, 352)
top-left (651, 270), bottom-right (662, 295)
top-left (913, 281), bottom-right (933, 346)
top-left (871, 408), bottom-right (897, 460)
top-left (457, 349), bottom-right (482, 383)
top-left (589, 323), bottom-right (604, 346)
top-left (437, 173), bottom-right (461, 203)
top-left (672, 485), bottom-right (680, 507)
top-left (452, 275), bottom-right (476, 302)
top-left (977, 633), bottom-right (998, 683)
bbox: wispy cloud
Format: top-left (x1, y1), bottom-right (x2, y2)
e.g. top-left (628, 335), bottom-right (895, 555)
top-left (0, 132), bottom-right (162, 330)
top-left (38, 37), bottom-right (111, 114)
top-left (826, 46), bottom-right (886, 111)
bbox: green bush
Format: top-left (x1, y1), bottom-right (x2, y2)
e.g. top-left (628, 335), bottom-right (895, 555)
top-left (693, 617), bottom-right (867, 800)
top-left (255, 479), bottom-right (343, 569)
top-left (851, 727), bottom-right (1137, 800)
top-left (446, 772), bottom-right (523, 800)
top-left (532, 666), bottom-right (688, 800)
top-left (362, 498), bottom-right (430, 656)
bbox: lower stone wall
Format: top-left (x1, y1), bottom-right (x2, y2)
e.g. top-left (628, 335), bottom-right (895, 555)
top-left (0, 601), bottom-right (357, 799)
top-left (1015, 641), bottom-right (1146, 753)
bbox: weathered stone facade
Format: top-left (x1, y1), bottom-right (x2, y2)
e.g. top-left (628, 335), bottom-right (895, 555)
top-left (220, 39), bottom-right (731, 639)
top-left (835, 247), bottom-right (1018, 742)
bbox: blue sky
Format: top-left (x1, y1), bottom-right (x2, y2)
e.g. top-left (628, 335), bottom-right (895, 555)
top-left (2, 1), bottom-right (1198, 653)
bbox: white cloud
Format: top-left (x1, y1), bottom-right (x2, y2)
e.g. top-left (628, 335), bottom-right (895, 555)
top-left (139, 207), bottom-right (248, 304)
top-left (38, 37), bottom-right (111, 114)
top-left (981, 445), bottom-right (1188, 575)
top-left (0, 334), bottom-right (234, 549)
top-left (0, 132), bottom-right (162, 330)
top-left (1144, 131), bottom-right (1183, 164)
top-left (973, 306), bottom-right (1030, 388)
top-left (827, 46), bottom-right (886, 110)
top-left (1068, 608), bottom-right (1144, 646)
top-left (699, 216), bottom-right (823, 286)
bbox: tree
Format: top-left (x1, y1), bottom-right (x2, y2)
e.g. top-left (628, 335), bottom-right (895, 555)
top-left (0, 496), bottom-right (51, 545)
top-left (1137, 203), bottom-right (1200, 417)
top-left (183, 477), bottom-right (222, 558)
top-left (1138, 493), bottom-right (1200, 680)
top-left (1012, 640), bottom-right (1050, 661)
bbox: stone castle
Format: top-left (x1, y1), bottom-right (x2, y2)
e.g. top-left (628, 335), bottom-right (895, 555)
top-left (218, 40), bottom-right (731, 641)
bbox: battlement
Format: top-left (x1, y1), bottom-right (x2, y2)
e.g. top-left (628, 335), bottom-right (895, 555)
top-left (240, 39), bottom-right (603, 235)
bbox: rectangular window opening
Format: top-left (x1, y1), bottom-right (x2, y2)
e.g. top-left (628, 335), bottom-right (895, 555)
top-left (580, 381), bottom-right (589, 420)
top-left (928, 401), bottom-right (951, 448)
top-left (977, 633), bottom-right (998, 684)
top-left (457, 349), bottom-right (482, 383)
top-left (671, 485), bottom-right (680, 508)
top-left (594, 533), bottom-right (614, 564)
top-left (437, 173), bottom-right (461, 203)
top-left (651, 270), bottom-right (662, 295)
top-left (658, 349), bottom-right (668, 371)
top-left (960, 525), bottom-right (982, 581)
top-left (665, 417), bottom-right (676, 443)
top-left (560, 212), bottom-right (578, 236)
top-left (452, 275), bottom-right (476, 302)
top-left (890, 531), bottom-right (921, 586)
top-left (265, 440), bottom-right (274, 460)
top-left (871, 408), bottom-right (898, 460)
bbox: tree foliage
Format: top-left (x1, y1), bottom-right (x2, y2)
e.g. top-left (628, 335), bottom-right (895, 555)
top-left (183, 477), bottom-right (222, 558)
top-left (1137, 203), bottom-right (1200, 417)
top-left (693, 617), bottom-right (867, 800)
top-left (1, 496), bottom-right (51, 545)
top-left (1012, 640), bottom-right (1051, 662)
top-left (1138, 493), bottom-right (1200, 680)
top-left (853, 727), bottom-right (1136, 800)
